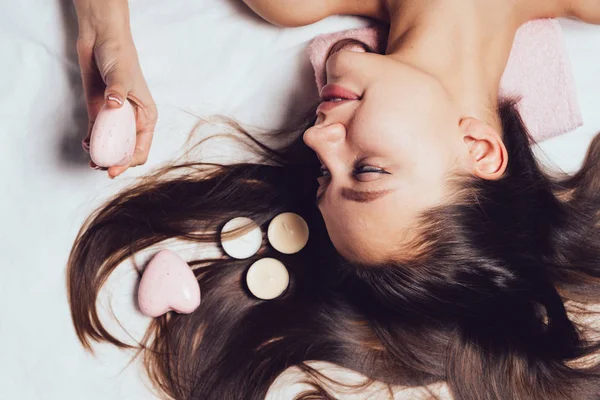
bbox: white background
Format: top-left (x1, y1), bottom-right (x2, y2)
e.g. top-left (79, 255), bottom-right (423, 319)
top-left (1, 1), bottom-right (599, 399)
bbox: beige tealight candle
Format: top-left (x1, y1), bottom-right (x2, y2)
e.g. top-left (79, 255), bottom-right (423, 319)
top-left (267, 212), bottom-right (309, 254)
top-left (246, 258), bottom-right (289, 300)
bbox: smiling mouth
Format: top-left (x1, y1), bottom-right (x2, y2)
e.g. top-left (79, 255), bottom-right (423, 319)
top-left (320, 84), bottom-right (361, 102)
top-left (316, 99), bottom-right (355, 114)
top-left (317, 84), bottom-right (361, 114)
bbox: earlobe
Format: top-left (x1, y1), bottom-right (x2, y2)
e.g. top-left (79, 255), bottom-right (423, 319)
top-left (459, 118), bottom-right (508, 180)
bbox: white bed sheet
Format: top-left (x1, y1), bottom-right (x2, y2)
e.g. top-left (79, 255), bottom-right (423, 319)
top-left (0, 1), bottom-right (599, 399)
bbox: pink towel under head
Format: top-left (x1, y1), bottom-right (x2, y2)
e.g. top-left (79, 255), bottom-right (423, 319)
top-left (308, 20), bottom-right (582, 142)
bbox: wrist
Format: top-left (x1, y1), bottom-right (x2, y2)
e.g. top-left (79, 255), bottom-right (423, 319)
top-left (74, 0), bottom-right (131, 40)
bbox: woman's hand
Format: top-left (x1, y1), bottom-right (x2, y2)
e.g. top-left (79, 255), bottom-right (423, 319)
top-left (74, 0), bottom-right (157, 178)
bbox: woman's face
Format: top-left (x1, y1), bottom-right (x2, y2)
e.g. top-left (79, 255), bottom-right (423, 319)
top-left (303, 50), bottom-right (468, 263)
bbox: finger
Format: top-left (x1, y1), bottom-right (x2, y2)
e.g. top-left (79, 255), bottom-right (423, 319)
top-left (115, 96), bottom-right (157, 173)
top-left (82, 137), bottom-right (90, 153)
top-left (103, 67), bottom-right (132, 110)
top-left (130, 139), bottom-right (151, 167)
top-left (107, 164), bottom-right (128, 178)
top-left (104, 65), bottom-right (157, 179)
top-left (130, 105), bottom-right (156, 168)
top-left (89, 160), bottom-right (107, 171)
top-left (130, 82), bottom-right (158, 163)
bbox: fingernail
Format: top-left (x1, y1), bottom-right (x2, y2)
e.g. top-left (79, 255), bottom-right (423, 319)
top-left (106, 94), bottom-right (123, 106)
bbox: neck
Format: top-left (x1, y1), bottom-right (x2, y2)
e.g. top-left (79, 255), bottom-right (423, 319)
top-left (382, 0), bottom-right (563, 129)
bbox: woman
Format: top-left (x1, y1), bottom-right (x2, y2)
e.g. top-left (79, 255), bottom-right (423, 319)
top-left (69, 0), bottom-right (600, 398)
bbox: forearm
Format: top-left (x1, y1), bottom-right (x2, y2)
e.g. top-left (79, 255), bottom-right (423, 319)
top-left (73, 0), bottom-right (131, 40)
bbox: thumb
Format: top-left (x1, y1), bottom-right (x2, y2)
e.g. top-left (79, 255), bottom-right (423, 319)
top-left (103, 67), bottom-right (131, 109)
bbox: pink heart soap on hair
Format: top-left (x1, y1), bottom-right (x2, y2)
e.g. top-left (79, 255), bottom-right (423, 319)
top-left (138, 249), bottom-right (201, 317)
top-left (89, 100), bottom-right (136, 167)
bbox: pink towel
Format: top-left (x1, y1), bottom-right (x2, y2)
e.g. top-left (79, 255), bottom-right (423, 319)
top-left (308, 20), bottom-right (582, 142)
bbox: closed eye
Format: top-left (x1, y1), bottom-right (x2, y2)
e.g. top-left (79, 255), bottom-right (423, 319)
top-left (353, 165), bottom-right (389, 175)
top-left (315, 165), bottom-right (393, 205)
top-left (319, 165), bottom-right (390, 177)
top-left (353, 164), bottom-right (390, 183)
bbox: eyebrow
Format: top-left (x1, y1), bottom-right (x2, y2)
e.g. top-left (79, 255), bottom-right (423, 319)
top-left (317, 188), bottom-right (393, 205)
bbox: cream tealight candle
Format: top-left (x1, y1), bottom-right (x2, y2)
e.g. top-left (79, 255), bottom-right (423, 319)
top-left (246, 258), bottom-right (289, 300)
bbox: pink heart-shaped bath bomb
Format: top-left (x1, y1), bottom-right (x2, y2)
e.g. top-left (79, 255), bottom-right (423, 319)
top-left (138, 249), bottom-right (201, 317)
top-left (89, 100), bottom-right (136, 167)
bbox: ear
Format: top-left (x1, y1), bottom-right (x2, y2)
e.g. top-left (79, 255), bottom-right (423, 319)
top-left (459, 117), bottom-right (508, 180)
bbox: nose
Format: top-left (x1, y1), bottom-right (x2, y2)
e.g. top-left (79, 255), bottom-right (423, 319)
top-left (302, 122), bottom-right (346, 156)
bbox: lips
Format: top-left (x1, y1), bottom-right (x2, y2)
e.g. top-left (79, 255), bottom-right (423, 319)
top-left (317, 84), bottom-right (361, 115)
top-left (320, 84), bottom-right (361, 102)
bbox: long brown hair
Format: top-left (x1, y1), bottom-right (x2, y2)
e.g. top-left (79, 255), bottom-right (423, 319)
top-left (67, 101), bottom-right (600, 399)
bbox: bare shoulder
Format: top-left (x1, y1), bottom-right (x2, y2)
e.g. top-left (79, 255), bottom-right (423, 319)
top-left (241, 0), bottom-right (387, 27)
top-left (565, 0), bottom-right (600, 23)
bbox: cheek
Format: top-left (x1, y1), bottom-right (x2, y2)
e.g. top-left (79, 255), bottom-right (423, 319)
top-left (418, 143), bottom-right (453, 174)
top-left (320, 203), bottom-right (366, 252)
top-left (406, 157), bottom-right (452, 211)
top-left (319, 203), bottom-right (341, 241)
top-left (353, 106), bottom-right (409, 151)
top-left (320, 202), bottom-right (351, 235)
top-left (319, 210), bottom-right (353, 257)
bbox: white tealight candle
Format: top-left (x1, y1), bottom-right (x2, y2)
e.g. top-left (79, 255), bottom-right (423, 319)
top-left (246, 258), bottom-right (289, 300)
top-left (267, 212), bottom-right (309, 254)
top-left (220, 217), bottom-right (262, 259)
